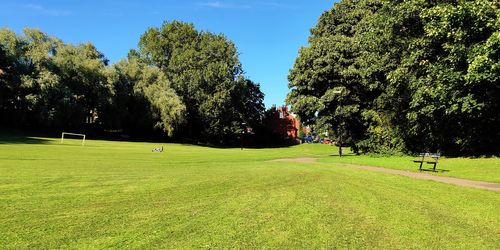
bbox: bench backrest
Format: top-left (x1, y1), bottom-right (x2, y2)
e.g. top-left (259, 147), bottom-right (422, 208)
top-left (418, 152), bottom-right (440, 162)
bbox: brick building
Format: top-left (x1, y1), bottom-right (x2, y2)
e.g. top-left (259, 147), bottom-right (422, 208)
top-left (264, 106), bottom-right (300, 142)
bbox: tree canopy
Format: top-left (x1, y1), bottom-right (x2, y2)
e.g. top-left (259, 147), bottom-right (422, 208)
top-left (0, 22), bottom-right (265, 144)
top-left (288, 0), bottom-right (500, 155)
top-left (138, 21), bottom-right (264, 142)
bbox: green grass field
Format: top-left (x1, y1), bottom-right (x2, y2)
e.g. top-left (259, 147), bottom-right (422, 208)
top-left (0, 135), bottom-right (499, 249)
top-left (320, 150), bottom-right (500, 183)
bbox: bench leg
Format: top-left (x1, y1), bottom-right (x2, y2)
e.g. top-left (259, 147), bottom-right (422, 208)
top-left (433, 163), bottom-right (437, 172)
top-left (419, 162), bottom-right (423, 171)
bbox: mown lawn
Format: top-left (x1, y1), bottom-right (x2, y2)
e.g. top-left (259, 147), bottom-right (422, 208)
top-left (319, 148), bottom-right (500, 183)
top-left (0, 135), bottom-right (499, 249)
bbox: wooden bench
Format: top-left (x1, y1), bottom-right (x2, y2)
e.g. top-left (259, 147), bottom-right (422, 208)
top-left (413, 153), bottom-right (440, 171)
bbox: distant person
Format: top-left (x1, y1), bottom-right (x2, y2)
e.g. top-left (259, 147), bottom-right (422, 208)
top-left (152, 146), bottom-right (163, 153)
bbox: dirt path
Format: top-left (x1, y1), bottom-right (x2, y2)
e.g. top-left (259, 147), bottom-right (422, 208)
top-left (270, 158), bottom-right (500, 192)
top-left (338, 164), bottom-right (500, 192)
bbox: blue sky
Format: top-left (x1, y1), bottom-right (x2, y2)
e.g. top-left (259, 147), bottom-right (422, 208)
top-left (0, 1), bottom-right (333, 108)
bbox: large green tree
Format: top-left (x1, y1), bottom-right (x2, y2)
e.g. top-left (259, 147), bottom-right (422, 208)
top-left (288, 0), bottom-right (500, 155)
top-left (288, 0), bottom-right (386, 153)
top-left (104, 53), bottom-right (186, 136)
top-left (381, 0), bottom-right (500, 154)
top-left (0, 28), bottom-right (111, 129)
top-left (1, 25), bottom-right (264, 143)
top-left (138, 21), bottom-right (265, 142)
top-left (0, 29), bottom-right (30, 124)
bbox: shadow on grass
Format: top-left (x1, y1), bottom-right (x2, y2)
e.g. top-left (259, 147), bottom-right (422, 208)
top-left (187, 142), bottom-right (295, 149)
top-left (0, 128), bottom-right (54, 145)
top-left (0, 135), bottom-right (52, 145)
top-left (329, 153), bottom-right (357, 157)
top-left (0, 132), bottom-right (296, 149)
top-left (421, 168), bottom-right (450, 173)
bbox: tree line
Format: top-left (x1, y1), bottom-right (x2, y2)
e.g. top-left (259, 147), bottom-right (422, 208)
top-left (288, 0), bottom-right (499, 155)
top-left (0, 21), bottom-right (266, 144)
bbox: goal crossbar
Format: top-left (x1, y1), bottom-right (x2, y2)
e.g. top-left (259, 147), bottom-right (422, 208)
top-left (61, 132), bottom-right (86, 146)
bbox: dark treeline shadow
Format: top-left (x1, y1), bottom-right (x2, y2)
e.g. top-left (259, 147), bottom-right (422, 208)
top-left (0, 126), bottom-right (299, 149)
top-left (329, 154), bottom-right (357, 157)
top-left (0, 128), bottom-right (52, 145)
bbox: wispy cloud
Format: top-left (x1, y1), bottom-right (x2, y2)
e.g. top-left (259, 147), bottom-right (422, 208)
top-left (197, 1), bottom-right (299, 11)
top-left (261, 2), bottom-right (299, 10)
top-left (21, 4), bottom-right (71, 16)
top-left (198, 1), bottom-right (251, 9)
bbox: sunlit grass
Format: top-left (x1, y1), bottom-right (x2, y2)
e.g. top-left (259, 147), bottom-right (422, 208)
top-left (319, 149), bottom-right (500, 183)
top-left (0, 136), bottom-right (498, 248)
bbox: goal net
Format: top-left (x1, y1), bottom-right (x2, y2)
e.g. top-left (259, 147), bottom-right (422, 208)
top-left (61, 132), bottom-right (86, 146)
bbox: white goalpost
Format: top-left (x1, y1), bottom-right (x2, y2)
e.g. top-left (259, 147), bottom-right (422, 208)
top-left (61, 132), bottom-right (86, 146)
